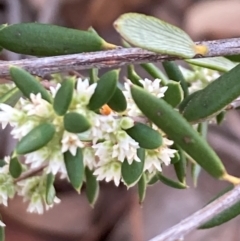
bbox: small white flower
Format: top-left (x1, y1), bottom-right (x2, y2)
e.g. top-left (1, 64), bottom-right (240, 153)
top-left (49, 83), bottom-right (61, 97)
top-left (119, 117), bottom-right (134, 130)
top-left (89, 113), bottom-right (118, 143)
top-left (112, 130), bottom-right (140, 164)
top-left (144, 138), bottom-right (177, 173)
top-left (10, 120), bottom-right (36, 139)
top-left (83, 147), bottom-right (97, 170)
top-left (23, 93), bottom-right (52, 118)
top-left (61, 132), bottom-right (84, 156)
top-left (75, 78), bottom-right (97, 106)
top-left (0, 173), bottom-right (15, 206)
top-left (94, 161), bottom-right (121, 186)
top-left (92, 141), bottom-right (113, 164)
top-left (0, 220), bottom-right (5, 227)
top-left (139, 78), bottom-right (168, 98)
top-left (0, 103), bottom-right (24, 129)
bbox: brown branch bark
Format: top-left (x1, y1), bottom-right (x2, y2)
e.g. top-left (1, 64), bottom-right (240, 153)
top-left (148, 184), bottom-right (240, 241)
top-left (0, 37), bottom-right (240, 77)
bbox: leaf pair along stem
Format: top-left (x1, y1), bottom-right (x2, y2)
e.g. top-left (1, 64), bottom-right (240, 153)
top-left (0, 38), bottom-right (240, 77)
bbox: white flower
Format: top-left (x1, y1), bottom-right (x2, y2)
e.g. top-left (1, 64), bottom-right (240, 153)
top-left (123, 82), bottom-right (142, 117)
top-left (49, 83), bottom-right (61, 97)
top-left (61, 132), bottom-right (84, 156)
top-left (83, 147), bottom-right (97, 170)
top-left (10, 120), bottom-right (36, 139)
top-left (0, 173), bottom-right (15, 206)
top-left (144, 138), bottom-right (177, 173)
top-left (0, 220), bottom-right (5, 227)
top-left (89, 113), bottom-right (118, 144)
top-left (112, 130), bottom-right (140, 164)
top-left (75, 78), bottom-right (97, 106)
top-left (119, 117), bottom-right (134, 130)
top-left (139, 78), bottom-right (168, 98)
top-left (0, 103), bottom-right (24, 129)
top-left (92, 141), bottom-right (113, 164)
top-left (23, 93), bottom-right (52, 118)
top-left (94, 161), bottom-right (121, 186)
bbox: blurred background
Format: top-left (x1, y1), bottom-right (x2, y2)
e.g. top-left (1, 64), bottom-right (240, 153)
top-left (1, 0), bottom-right (240, 240)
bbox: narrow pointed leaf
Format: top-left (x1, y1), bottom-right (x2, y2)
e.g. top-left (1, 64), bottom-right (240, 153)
top-left (138, 173), bottom-right (147, 204)
top-left (64, 148), bottom-right (84, 192)
top-left (16, 123), bottom-right (55, 155)
top-left (191, 162), bottom-right (201, 187)
top-left (216, 111), bottom-right (226, 125)
top-left (158, 173), bottom-right (187, 189)
top-left (122, 148), bottom-right (145, 187)
top-left (125, 123), bottom-right (162, 149)
top-left (46, 173), bottom-right (55, 205)
top-left (147, 173), bottom-right (159, 186)
top-left (89, 68), bottom-right (99, 85)
top-left (10, 66), bottom-right (52, 102)
top-left (199, 185), bottom-right (240, 229)
top-left (88, 69), bottom-right (118, 110)
top-left (182, 64), bottom-right (240, 123)
top-left (127, 65), bottom-right (143, 87)
top-left (163, 81), bottom-right (184, 107)
top-left (53, 77), bottom-right (75, 116)
top-left (173, 147), bottom-right (186, 184)
top-left (114, 13), bottom-right (203, 58)
top-left (107, 87), bottom-right (127, 112)
top-left (141, 63), bottom-right (168, 85)
top-left (130, 85), bottom-right (227, 179)
top-left (162, 61), bottom-right (189, 97)
top-left (186, 57), bottom-right (236, 72)
top-left (0, 87), bottom-right (22, 107)
top-left (64, 112), bottom-right (91, 133)
top-left (0, 23), bottom-right (116, 56)
top-left (85, 167), bottom-right (99, 207)
top-left (9, 156), bottom-right (22, 178)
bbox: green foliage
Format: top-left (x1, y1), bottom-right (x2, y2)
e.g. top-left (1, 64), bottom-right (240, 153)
top-left (16, 123), bottom-right (55, 155)
top-left (64, 148), bottom-right (84, 192)
top-left (0, 23), bottom-right (116, 56)
top-left (9, 156), bottom-right (22, 178)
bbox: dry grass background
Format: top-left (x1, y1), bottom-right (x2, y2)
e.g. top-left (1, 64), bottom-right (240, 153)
top-left (1, 0), bottom-right (240, 240)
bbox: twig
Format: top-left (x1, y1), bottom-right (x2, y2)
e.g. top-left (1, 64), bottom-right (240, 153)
top-left (14, 164), bottom-right (47, 183)
top-left (0, 38), bottom-right (240, 77)
top-left (148, 184), bottom-right (240, 241)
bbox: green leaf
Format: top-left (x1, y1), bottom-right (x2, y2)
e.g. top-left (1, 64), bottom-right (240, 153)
top-left (0, 87), bottom-right (22, 107)
top-left (16, 123), bottom-right (55, 155)
top-left (107, 86), bottom-right (127, 112)
top-left (225, 55), bottom-right (240, 62)
top-left (85, 167), bottom-right (99, 207)
top-left (0, 23), bottom-right (116, 56)
top-left (181, 64), bottom-right (240, 123)
top-left (186, 57), bottom-right (237, 72)
top-left (127, 65), bottom-right (143, 87)
top-left (64, 112), bottom-right (91, 133)
top-left (125, 123), bottom-right (162, 149)
top-left (122, 148), bottom-right (145, 187)
top-left (130, 85), bottom-right (227, 180)
top-left (9, 156), bottom-right (22, 178)
top-left (88, 69), bottom-right (118, 110)
top-left (216, 111), bottom-right (226, 125)
top-left (191, 162), bottom-right (201, 187)
top-left (199, 185), bottom-right (240, 229)
top-left (140, 63), bottom-right (168, 85)
top-left (170, 152), bottom-right (180, 164)
top-left (89, 68), bottom-right (99, 85)
top-left (147, 173), bottom-right (159, 186)
top-left (114, 13), bottom-right (201, 58)
top-left (10, 66), bottom-right (52, 102)
top-left (53, 77), bottom-right (75, 116)
top-left (158, 172), bottom-right (187, 189)
top-left (64, 148), bottom-right (84, 192)
top-left (163, 81), bottom-right (184, 107)
top-left (45, 173), bottom-right (55, 205)
top-left (162, 61), bottom-right (189, 97)
top-left (173, 147), bottom-right (186, 184)
top-left (138, 173), bottom-right (147, 204)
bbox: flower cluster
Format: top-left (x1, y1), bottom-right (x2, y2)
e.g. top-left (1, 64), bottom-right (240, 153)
top-left (0, 76), bottom-right (177, 219)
